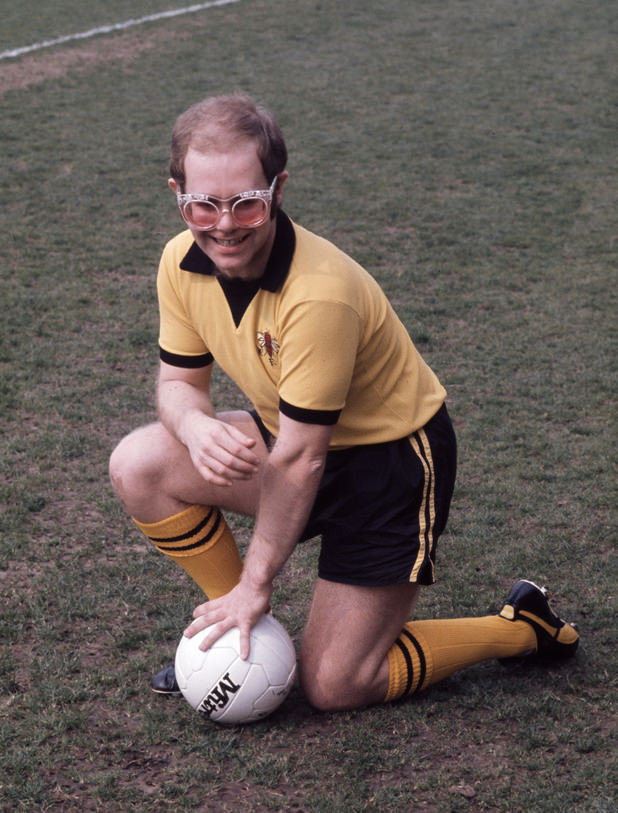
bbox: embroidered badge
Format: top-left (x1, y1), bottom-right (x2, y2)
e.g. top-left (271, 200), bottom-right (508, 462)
top-left (256, 330), bottom-right (280, 366)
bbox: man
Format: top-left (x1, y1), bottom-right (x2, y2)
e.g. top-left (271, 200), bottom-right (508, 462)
top-left (109, 94), bottom-right (579, 711)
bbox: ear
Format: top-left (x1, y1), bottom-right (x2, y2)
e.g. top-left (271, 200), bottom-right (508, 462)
top-left (168, 177), bottom-right (180, 194)
top-left (275, 171), bottom-right (289, 205)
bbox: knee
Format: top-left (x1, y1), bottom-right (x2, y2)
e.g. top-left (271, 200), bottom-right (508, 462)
top-left (298, 661), bottom-right (341, 711)
top-left (109, 426), bottom-right (162, 510)
top-left (298, 655), bottom-right (365, 712)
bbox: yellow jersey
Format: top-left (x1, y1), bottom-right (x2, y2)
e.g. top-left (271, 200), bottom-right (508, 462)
top-left (157, 212), bottom-right (446, 449)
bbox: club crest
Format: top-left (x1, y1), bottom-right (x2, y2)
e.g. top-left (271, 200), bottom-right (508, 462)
top-left (256, 330), bottom-right (280, 366)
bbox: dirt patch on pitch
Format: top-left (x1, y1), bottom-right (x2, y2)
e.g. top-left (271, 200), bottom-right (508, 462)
top-left (0, 27), bottom-right (187, 96)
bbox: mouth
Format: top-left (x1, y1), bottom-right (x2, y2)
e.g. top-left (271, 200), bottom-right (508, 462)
top-left (211, 234), bottom-right (250, 248)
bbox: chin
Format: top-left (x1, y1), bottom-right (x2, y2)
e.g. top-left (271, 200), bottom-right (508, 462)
top-left (194, 223), bottom-right (275, 281)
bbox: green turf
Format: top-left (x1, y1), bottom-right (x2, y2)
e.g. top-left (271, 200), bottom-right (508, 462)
top-left (1, 0), bottom-right (616, 810)
top-left (0, 0), bottom-right (212, 53)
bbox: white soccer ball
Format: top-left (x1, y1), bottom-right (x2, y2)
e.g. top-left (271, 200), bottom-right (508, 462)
top-left (175, 613), bottom-right (296, 724)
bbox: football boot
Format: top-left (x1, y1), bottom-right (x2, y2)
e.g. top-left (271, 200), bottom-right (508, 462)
top-left (151, 664), bottom-right (181, 695)
top-left (498, 579), bottom-right (579, 661)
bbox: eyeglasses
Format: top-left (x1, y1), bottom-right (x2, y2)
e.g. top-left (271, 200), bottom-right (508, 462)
top-left (176, 176), bottom-right (278, 231)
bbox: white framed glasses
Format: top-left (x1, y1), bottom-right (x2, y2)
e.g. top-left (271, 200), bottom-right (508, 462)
top-left (176, 175), bottom-right (278, 231)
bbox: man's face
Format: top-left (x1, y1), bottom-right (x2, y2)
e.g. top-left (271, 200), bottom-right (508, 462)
top-left (172, 141), bottom-right (285, 282)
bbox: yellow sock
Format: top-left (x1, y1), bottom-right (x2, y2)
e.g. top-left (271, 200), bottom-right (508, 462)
top-left (385, 615), bottom-right (537, 702)
top-left (133, 505), bottom-right (242, 599)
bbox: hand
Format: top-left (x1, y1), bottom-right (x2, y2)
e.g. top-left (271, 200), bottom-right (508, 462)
top-left (183, 576), bottom-right (273, 660)
top-left (182, 412), bottom-right (260, 487)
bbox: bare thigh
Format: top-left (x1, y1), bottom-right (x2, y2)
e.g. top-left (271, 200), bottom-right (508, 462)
top-left (299, 578), bottom-right (419, 711)
top-left (109, 410), bottom-right (269, 522)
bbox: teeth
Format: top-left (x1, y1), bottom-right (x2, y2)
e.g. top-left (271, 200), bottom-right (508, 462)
top-left (214, 237), bottom-right (245, 247)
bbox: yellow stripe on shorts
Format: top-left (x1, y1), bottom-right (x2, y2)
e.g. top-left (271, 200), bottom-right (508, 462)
top-left (408, 429), bottom-right (436, 583)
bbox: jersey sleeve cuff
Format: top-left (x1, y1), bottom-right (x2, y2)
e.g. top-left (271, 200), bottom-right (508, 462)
top-left (279, 398), bottom-right (341, 426)
top-left (159, 346), bottom-right (214, 368)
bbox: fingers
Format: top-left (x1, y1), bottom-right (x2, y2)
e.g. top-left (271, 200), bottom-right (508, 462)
top-left (238, 623), bottom-right (252, 661)
top-left (215, 429), bottom-right (258, 463)
top-left (216, 421), bottom-right (258, 456)
top-left (192, 421), bottom-right (261, 485)
top-left (198, 622), bottom-right (234, 653)
top-left (191, 600), bottom-right (211, 619)
top-left (184, 606), bottom-right (226, 645)
top-left (199, 446), bottom-right (258, 482)
top-left (185, 595), bottom-right (261, 661)
top-left (225, 422), bottom-right (258, 451)
top-left (195, 458), bottom-right (244, 488)
top-left (185, 613), bottom-right (251, 660)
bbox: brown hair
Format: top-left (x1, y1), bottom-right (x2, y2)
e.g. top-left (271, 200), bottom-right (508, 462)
top-left (169, 93), bottom-right (287, 189)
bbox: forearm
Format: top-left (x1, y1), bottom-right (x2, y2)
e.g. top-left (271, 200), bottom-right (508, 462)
top-left (184, 418), bottom-right (332, 658)
top-left (155, 362), bottom-right (259, 488)
top-left (241, 446), bottom-right (325, 589)
top-left (157, 378), bottom-right (216, 445)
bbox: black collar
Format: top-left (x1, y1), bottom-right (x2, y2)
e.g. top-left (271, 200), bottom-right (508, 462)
top-left (179, 209), bottom-right (296, 292)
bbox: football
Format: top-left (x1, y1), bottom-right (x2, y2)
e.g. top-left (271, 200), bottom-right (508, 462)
top-left (175, 613), bottom-right (297, 724)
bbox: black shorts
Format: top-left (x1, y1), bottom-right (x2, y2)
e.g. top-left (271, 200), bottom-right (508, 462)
top-left (249, 404), bottom-right (457, 587)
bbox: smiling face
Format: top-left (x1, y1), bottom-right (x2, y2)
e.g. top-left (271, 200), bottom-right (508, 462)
top-left (170, 141), bottom-right (286, 282)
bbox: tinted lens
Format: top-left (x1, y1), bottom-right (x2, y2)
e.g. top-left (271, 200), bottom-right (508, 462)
top-left (184, 200), bottom-right (219, 228)
top-left (232, 197), bottom-right (268, 226)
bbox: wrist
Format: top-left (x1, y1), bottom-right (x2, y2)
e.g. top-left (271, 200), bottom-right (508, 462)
top-left (177, 407), bottom-right (211, 446)
top-left (241, 548), bottom-right (276, 593)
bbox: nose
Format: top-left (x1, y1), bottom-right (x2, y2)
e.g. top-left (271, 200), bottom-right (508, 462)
top-left (216, 206), bottom-right (236, 231)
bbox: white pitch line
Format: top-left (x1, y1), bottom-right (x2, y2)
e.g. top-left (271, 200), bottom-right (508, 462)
top-left (0, 0), bottom-right (244, 61)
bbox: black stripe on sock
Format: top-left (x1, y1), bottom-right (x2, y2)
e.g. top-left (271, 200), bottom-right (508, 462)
top-left (400, 628), bottom-right (427, 691)
top-left (148, 508), bottom-right (217, 544)
top-left (394, 638), bottom-right (414, 696)
top-left (154, 510), bottom-right (222, 553)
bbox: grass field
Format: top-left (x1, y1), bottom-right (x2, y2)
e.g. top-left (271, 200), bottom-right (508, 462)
top-left (1, 0), bottom-right (616, 810)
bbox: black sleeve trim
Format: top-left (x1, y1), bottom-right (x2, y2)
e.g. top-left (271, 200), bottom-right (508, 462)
top-left (279, 398), bottom-right (341, 426)
top-left (159, 346), bottom-right (214, 368)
